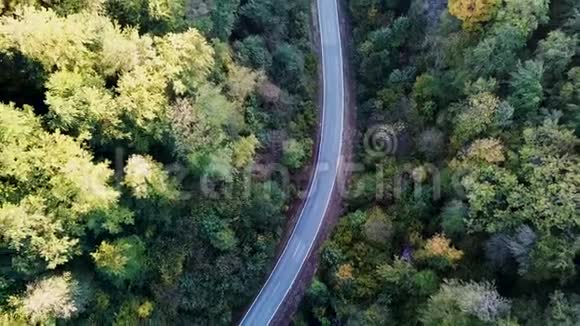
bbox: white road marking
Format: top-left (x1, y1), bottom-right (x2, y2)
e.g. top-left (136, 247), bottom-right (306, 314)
top-left (292, 242), bottom-right (306, 259)
top-left (239, 0), bottom-right (345, 323)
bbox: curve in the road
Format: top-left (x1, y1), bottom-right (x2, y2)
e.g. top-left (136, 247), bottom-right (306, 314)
top-left (239, 0), bottom-right (345, 324)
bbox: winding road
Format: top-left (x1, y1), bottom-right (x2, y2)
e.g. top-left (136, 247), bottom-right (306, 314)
top-left (239, 0), bottom-right (345, 324)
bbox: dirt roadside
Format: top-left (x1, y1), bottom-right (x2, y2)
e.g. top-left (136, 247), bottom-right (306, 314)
top-left (270, 0), bottom-right (358, 323)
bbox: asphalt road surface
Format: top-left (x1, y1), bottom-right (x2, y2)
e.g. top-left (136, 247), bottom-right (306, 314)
top-left (239, 0), bottom-right (345, 323)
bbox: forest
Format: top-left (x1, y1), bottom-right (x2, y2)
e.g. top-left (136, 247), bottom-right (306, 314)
top-left (1, 0), bottom-right (579, 325)
top-left (296, 0), bottom-right (580, 325)
top-left (0, 0), bottom-right (317, 324)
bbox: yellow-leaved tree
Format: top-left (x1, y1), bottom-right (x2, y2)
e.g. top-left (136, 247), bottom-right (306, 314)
top-left (449, 0), bottom-right (499, 30)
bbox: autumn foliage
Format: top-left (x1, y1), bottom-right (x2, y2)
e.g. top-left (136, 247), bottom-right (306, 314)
top-left (449, 0), bottom-right (499, 29)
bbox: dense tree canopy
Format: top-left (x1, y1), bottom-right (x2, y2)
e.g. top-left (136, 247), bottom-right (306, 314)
top-left (0, 0), bottom-right (316, 324)
top-left (296, 0), bottom-right (580, 324)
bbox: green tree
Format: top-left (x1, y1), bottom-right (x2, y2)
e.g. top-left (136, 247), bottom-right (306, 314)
top-left (306, 279), bottom-right (330, 307)
top-left (362, 207), bottom-right (393, 246)
top-left (508, 60), bottom-right (544, 117)
top-left (231, 135), bottom-right (259, 169)
top-left (0, 7), bottom-right (109, 71)
top-left (104, 0), bottom-right (149, 30)
top-left (358, 17), bottom-right (411, 88)
top-left (544, 291), bottom-right (580, 326)
top-left (440, 200), bottom-right (468, 238)
top-left (123, 155), bottom-right (178, 200)
top-left (105, 0), bottom-right (187, 34)
top-left (536, 30), bottom-right (576, 84)
top-left (0, 7), bottom-right (216, 146)
top-left (349, 0), bottom-right (399, 35)
top-left (421, 280), bottom-right (511, 325)
top-left (271, 43), bottom-right (305, 91)
top-left (0, 103), bottom-right (125, 272)
top-left (234, 35), bottom-right (273, 70)
top-left (452, 92), bottom-right (500, 146)
top-left (0, 311), bottom-right (26, 325)
top-left (0, 0), bottom-right (104, 15)
top-left (560, 67), bottom-right (580, 133)
top-left (413, 74), bottom-right (443, 112)
top-left (199, 212), bottom-right (238, 251)
top-left (91, 236), bottom-right (147, 285)
top-left (239, 0), bottom-right (287, 36)
top-left (210, 0), bottom-right (240, 40)
top-left (494, 0), bottom-right (549, 37)
top-left (526, 236), bottom-right (577, 281)
top-left (44, 70), bottom-right (121, 140)
top-left (282, 138), bottom-right (311, 169)
top-left (113, 297), bottom-right (154, 324)
top-left (464, 25), bottom-right (526, 79)
top-left (462, 121), bottom-right (579, 280)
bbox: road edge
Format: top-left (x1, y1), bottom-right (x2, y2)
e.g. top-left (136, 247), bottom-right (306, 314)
top-left (270, 0), bottom-right (357, 323)
top-left (233, 0), bottom-right (332, 323)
